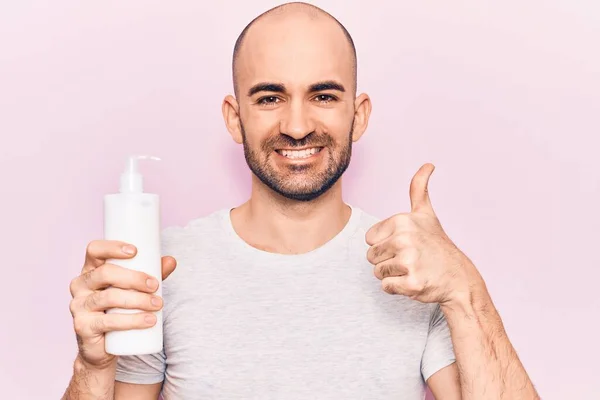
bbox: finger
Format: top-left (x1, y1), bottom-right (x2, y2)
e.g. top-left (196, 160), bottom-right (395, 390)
top-left (367, 232), bottom-right (413, 265)
top-left (80, 287), bottom-right (163, 313)
top-left (381, 276), bottom-right (408, 295)
top-left (72, 263), bottom-right (159, 295)
top-left (87, 312), bottom-right (157, 335)
top-left (365, 218), bottom-right (396, 246)
top-left (83, 240), bottom-right (137, 272)
top-left (374, 259), bottom-right (409, 280)
top-left (365, 214), bottom-right (415, 247)
top-left (367, 242), bottom-right (395, 266)
top-left (161, 256), bottom-right (177, 280)
top-left (409, 163), bottom-right (436, 216)
top-left (381, 275), bottom-right (424, 297)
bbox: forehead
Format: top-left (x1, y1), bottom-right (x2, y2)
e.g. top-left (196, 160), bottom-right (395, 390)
top-left (236, 15), bottom-right (354, 92)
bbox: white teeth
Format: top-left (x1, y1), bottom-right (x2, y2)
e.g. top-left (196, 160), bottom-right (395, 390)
top-left (280, 147), bottom-right (321, 159)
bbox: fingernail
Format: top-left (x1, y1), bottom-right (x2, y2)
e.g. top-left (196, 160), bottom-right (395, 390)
top-left (146, 278), bottom-right (158, 289)
top-left (145, 314), bottom-right (156, 324)
top-left (151, 296), bottom-right (161, 307)
top-left (122, 245), bottom-right (135, 255)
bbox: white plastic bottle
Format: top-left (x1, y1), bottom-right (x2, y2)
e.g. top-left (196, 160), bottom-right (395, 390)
top-left (104, 155), bottom-right (163, 356)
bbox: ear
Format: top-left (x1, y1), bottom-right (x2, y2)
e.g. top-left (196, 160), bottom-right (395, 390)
top-left (351, 93), bottom-right (372, 142)
top-left (222, 95), bottom-right (243, 144)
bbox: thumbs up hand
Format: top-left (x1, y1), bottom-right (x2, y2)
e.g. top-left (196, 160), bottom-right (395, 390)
top-left (365, 163), bottom-right (484, 305)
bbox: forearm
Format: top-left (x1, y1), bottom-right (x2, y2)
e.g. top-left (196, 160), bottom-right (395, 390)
top-left (62, 355), bottom-right (116, 400)
top-left (441, 277), bottom-right (539, 400)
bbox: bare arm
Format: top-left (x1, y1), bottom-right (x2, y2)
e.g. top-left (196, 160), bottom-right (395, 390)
top-left (114, 381), bottom-right (162, 400)
top-left (61, 356), bottom-right (162, 400)
top-left (61, 356), bottom-right (116, 400)
top-left (440, 281), bottom-right (540, 400)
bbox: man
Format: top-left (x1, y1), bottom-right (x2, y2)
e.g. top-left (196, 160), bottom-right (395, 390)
top-left (63, 2), bottom-right (539, 399)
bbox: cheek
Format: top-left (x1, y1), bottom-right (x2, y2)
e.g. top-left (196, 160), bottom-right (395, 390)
top-left (317, 107), bottom-right (354, 137)
top-left (241, 114), bottom-right (281, 144)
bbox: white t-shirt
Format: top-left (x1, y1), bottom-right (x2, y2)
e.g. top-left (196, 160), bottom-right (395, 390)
top-left (116, 205), bottom-right (456, 399)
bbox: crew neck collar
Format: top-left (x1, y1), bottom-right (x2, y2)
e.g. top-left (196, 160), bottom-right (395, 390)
top-left (219, 204), bottom-right (363, 263)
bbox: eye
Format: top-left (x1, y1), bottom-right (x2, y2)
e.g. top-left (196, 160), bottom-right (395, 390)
top-left (314, 94), bottom-right (336, 103)
top-left (257, 96), bottom-right (281, 106)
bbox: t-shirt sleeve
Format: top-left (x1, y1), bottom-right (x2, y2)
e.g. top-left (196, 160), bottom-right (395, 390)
top-left (420, 303), bottom-right (456, 381)
top-left (115, 348), bottom-right (166, 384)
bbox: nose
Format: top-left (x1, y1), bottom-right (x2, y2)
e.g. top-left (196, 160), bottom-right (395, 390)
top-left (279, 99), bottom-right (316, 140)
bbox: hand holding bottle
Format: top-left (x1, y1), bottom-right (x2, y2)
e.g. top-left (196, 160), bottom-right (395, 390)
top-left (68, 240), bottom-right (177, 370)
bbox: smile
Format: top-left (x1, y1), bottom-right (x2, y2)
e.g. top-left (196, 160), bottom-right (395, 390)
top-left (275, 147), bottom-right (323, 159)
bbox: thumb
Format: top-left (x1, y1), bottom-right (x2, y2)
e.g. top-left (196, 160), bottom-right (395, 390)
top-left (161, 256), bottom-right (177, 280)
top-left (409, 163), bottom-right (436, 215)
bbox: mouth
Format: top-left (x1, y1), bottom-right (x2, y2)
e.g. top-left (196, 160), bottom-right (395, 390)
top-left (275, 147), bottom-right (323, 160)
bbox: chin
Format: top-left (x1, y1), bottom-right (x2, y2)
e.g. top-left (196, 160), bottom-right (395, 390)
top-left (247, 151), bottom-right (349, 202)
top-left (275, 189), bottom-right (327, 202)
top-left (273, 176), bottom-right (341, 202)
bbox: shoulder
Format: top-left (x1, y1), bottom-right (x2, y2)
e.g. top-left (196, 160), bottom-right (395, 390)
top-left (158, 209), bottom-right (231, 299)
top-left (158, 209), bottom-right (230, 282)
top-left (344, 205), bottom-right (385, 262)
top-left (354, 207), bottom-right (383, 230)
top-left (160, 208), bottom-right (230, 255)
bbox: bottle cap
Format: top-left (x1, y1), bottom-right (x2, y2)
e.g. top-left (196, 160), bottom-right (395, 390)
top-left (119, 155), bottom-right (161, 193)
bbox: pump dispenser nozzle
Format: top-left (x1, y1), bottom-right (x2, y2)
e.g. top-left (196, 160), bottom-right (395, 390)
top-left (119, 155), bottom-right (161, 193)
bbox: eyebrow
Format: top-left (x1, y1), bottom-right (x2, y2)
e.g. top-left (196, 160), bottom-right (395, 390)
top-left (247, 80), bottom-right (346, 97)
top-left (309, 81), bottom-right (346, 93)
top-left (247, 83), bottom-right (286, 97)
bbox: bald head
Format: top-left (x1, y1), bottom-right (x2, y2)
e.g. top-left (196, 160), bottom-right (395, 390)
top-left (231, 2), bottom-right (357, 97)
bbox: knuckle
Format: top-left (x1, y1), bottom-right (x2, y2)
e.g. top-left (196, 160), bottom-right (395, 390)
top-left (398, 247), bottom-right (418, 267)
top-left (95, 264), bottom-right (108, 281)
top-left (69, 278), bottom-right (79, 297)
top-left (406, 275), bottom-right (424, 292)
top-left (85, 240), bottom-right (99, 256)
top-left (95, 264), bottom-right (112, 285)
top-left (98, 289), bottom-right (111, 306)
top-left (391, 234), bottom-right (406, 250)
top-left (391, 214), bottom-right (408, 228)
top-left (366, 246), bottom-right (378, 264)
top-left (376, 243), bottom-right (387, 257)
top-left (364, 230), bottom-right (373, 244)
top-left (90, 316), bottom-right (106, 333)
top-left (76, 333), bottom-right (84, 348)
top-left (81, 270), bottom-right (94, 287)
top-left (119, 291), bottom-right (130, 309)
top-left (84, 292), bottom-right (99, 311)
top-left (73, 315), bottom-right (87, 335)
top-left (382, 279), bottom-right (396, 294)
top-left (68, 299), bottom-right (78, 316)
top-left (378, 263), bottom-right (391, 278)
top-left (394, 214), bottom-right (417, 231)
top-left (373, 265), bottom-right (381, 279)
top-left (399, 232), bottom-right (416, 246)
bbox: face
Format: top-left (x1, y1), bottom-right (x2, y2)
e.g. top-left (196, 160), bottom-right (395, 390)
top-left (223, 13), bottom-right (371, 202)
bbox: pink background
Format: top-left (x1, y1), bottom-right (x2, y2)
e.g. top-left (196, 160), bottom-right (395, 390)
top-left (1, 1), bottom-right (598, 399)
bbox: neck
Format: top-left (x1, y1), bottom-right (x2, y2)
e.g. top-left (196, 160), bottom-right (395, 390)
top-left (230, 176), bottom-right (352, 255)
